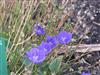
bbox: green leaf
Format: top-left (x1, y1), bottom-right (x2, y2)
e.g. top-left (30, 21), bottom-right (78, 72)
top-left (49, 56), bottom-right (63, 74)
top-left (0, 37), bottom-right (8, 75)
top-left (40, 63), bottom-right (50, 75)
top-left (0, 32), bottom-right (9, 41)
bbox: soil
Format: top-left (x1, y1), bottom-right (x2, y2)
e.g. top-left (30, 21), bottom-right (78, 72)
top-left (61, 0), bottom-right (100, 75)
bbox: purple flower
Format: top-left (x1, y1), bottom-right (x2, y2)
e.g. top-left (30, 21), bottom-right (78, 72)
top-left (26, 48), bottom-right (45, 64)
top-left (81, 71), bottom-right (91, 75)
top-left (38, 41), bottom-right (52, 55)
top-left (34, 23), bottom-right (45, 35)
top-left (45, 36), bottom-right (58, 49)
top-left (57, 31), bottom-right (72, 45)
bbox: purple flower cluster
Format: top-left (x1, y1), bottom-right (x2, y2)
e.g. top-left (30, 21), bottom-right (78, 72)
top-left (26, 23), bottom-right (72, 64)
top-left (38, 41), bottom-right (51, 55)
top-left (26, 48), bottom-right (45, 64)
top-left (34, 23), bottom-right (45, 35)
top-left (57, 31), bottom-right (72, 45)
top-left (81, 71), bottom-right (91, 75)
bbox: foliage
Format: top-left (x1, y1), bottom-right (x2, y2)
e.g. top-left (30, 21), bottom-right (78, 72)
top-left (0, 0), bottom-right (90, 75)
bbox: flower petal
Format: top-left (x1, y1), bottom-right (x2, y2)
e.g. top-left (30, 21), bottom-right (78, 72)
top-left (26, 48), bottom-right (46, 64)
top-left (34, 23), bottom-right (45, 35)
top-left (57, 31), bottom-right (72, 45)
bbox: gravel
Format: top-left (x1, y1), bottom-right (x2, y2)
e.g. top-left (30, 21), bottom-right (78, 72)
top-left (61, 0), bottom-right (100, 75)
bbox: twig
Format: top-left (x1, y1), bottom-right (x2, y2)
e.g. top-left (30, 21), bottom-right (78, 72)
top-left (15, 33), bottom-right (34, 46)
top-left (93, 22), bottom-right (100, 26)
top-left (68, 44), bottom-right (100, 53)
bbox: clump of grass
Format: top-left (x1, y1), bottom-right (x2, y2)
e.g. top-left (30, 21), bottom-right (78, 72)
top-left (0, 0), bottom-right (88, 75)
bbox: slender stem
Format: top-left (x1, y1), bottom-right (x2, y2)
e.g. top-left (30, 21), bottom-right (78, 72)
top-left (15, 32), bottom-right (35, 46)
